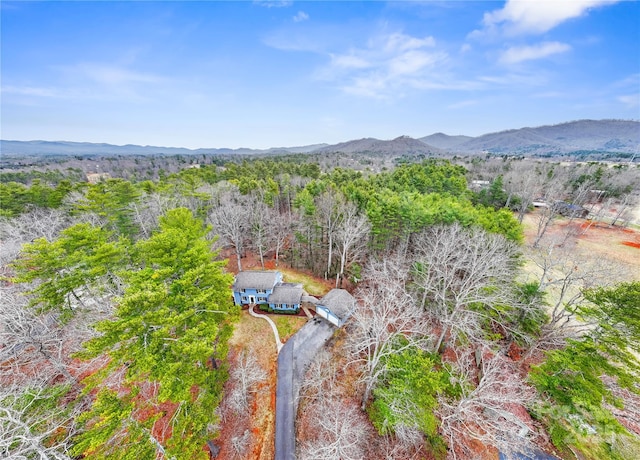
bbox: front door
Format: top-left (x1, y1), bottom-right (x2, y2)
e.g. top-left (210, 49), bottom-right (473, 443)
top-left (249, 295), bottom-right (256, 304)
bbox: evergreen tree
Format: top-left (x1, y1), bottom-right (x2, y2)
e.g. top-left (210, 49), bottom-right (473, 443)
top-left (73, 208), bottom-right (237, 459)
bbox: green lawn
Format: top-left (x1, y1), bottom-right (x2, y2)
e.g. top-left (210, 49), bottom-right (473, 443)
top-left (271, 315), bottom-right (308, 341)
top-left (277, 267), bottom-right (331, 296)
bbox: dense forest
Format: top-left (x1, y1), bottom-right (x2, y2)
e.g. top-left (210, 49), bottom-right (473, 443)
top-left (1, 154), bottom-right (639, 459)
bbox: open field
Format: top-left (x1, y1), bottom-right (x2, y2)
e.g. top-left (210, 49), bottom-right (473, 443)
top-left (522, 211), bottom-right (640, 281)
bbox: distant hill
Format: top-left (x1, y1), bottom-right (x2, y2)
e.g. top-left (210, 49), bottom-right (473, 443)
top-left (446, 119), bottom-right (639, 155)
top-left (2, 119), bottom-right (637, 159)
top-left (265, 143), bottom-right (329, 154)
top-left (1, 140), bottom-right (200, 156)
top-left (315, 135), bottom-right (442, 155)
top-left (419, 133), bottom-right (473, 150)
top-left (0, 140), bottom-right (323, 157)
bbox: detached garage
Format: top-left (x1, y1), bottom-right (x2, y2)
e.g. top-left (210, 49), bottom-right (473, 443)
top-left (315, 289), bottom-right (356, 327)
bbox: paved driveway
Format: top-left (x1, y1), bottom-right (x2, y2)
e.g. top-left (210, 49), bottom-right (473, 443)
top-left (275, 319), bottom-right (335, 460)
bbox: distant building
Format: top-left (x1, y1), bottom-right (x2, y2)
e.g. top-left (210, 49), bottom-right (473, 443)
top-left (86, 172), bottom-right (111, 184)
top-left (470, 179), bottom-right (490, 191)
top-left (553, 201), bottom-right (589, 218)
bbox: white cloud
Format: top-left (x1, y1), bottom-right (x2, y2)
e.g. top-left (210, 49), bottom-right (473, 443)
top-left (323, 32), bottom-right (448, 98)
top-left (618, 94), bottom-right (639, 108)
top-left (388, 49), bottom-right (441, 76)
top-left (383, 33), bottom-right (435, 52)
top-left (500, 41), bottom-right (571, 64)
top-left (253, 1), bottom-right (292, 8)
top-left (66, 63), bottom-right (163, 86)
top-left (479, 0), bottom-right (620, 35)
top-left (342, 75), bottom-right (388, 99)
top-left (293, 11), bottom-right (309, 22)
top-left (331, 54), bottom-right (371, 69)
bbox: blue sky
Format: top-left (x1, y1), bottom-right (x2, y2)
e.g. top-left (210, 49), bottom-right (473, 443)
top-left (2, 0), bottom-right (639, 149)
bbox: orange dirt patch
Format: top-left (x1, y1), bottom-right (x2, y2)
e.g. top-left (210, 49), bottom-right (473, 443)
top-left (522, 212), bottom-right (640, 278)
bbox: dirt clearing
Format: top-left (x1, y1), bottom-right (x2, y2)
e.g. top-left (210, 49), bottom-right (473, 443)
top-left (522, 212), bottom-right (640, 280)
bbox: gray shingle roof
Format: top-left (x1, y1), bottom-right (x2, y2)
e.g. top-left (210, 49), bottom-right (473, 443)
top-left (233, 271), bottom-right (280, 291)
top-left (318, 289), bottom-right (356, 319)
top-left (269, 283), bottom-right (303, 305)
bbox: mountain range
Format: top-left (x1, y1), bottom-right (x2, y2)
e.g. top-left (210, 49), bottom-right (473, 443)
top-left (2, 119), bottom-right (638, 158)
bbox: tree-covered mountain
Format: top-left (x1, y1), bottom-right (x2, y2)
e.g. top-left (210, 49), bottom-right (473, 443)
top-left (449, 119), bottom-right (639, 155)
top-left (3, 119), bottom-right (637, 159)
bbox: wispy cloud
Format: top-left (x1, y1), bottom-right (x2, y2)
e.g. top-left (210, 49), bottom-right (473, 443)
top-left (293, 11), bottom-right (309, 23)
top-left (4, 62), bottom-right (167, 104)
top-left (330, 54), bottom-right (371, 70)
top-left (476, 0), bottom-right (620, 36)
top-left (61, 63), bottom-right (164, 86)
top-left (253, 1), bottom-right (292, 8)
top-left (500, 41), bottom-right (571, 64)
top-left (320, 32), bottom-right (452, 98)
top-left (477, 72), bottom-right (550, 88)
top-left (1, 85), bottom-right (63, 98)
top-left (617, 94), bottom-right (639, 108)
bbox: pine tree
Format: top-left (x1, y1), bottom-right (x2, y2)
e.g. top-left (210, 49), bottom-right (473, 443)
top-left (73, 208), bottom-right (237, 459)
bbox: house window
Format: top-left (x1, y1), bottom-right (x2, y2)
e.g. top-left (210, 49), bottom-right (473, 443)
top-left (241, 296), bottom-right (247, 302)
top-left (257, 289), bottom-right (267, 294)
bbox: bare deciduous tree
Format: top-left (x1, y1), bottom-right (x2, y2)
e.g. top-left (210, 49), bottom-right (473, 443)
top-left (349, 258), bottom-right (428, 409)
top-left (315, 189), bottom-right (343, 279)
top-left (503, 161), bottom-right (544, 223)
top-left (438, 351), bottom-right (537, 460)
top-left (0, 284), bottom-right (109, 388)
top-left (249, 196), bottom-right (270, 270)
top-left (299, 349), bottom-right (336, 405)
top-left (0, 384), bottom-right (77, 460)
top-left (525, 239), bottom-right (627, 352)
top-left (207, 186), bottom-right (251, 271)
top-left (128, 192), bottom-right (177, 239)
top-left (609, 192), bottom-right (638, 228)
top-left (0, 285), bottom-right (102, 460)
top-left (0, 208), bottom-right (69, 266)
top-left (229, 429), bottom-right (251, 460)
top-left (298, 399), bottom-right (368, 460)
top-left (334, 202), bottom-right (370, 288)
top-left (225, 349), bottom-right (266, 415)
top-left (269, 209), bottom-right (296, 267)
top-left (412, 224), bottom-right (520, 353)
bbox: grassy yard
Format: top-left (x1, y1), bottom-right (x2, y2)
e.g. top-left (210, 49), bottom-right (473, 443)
top-left (277, 267), bottom-right (333, 296)
top-left (271, 315), bottom-right (309, 341)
